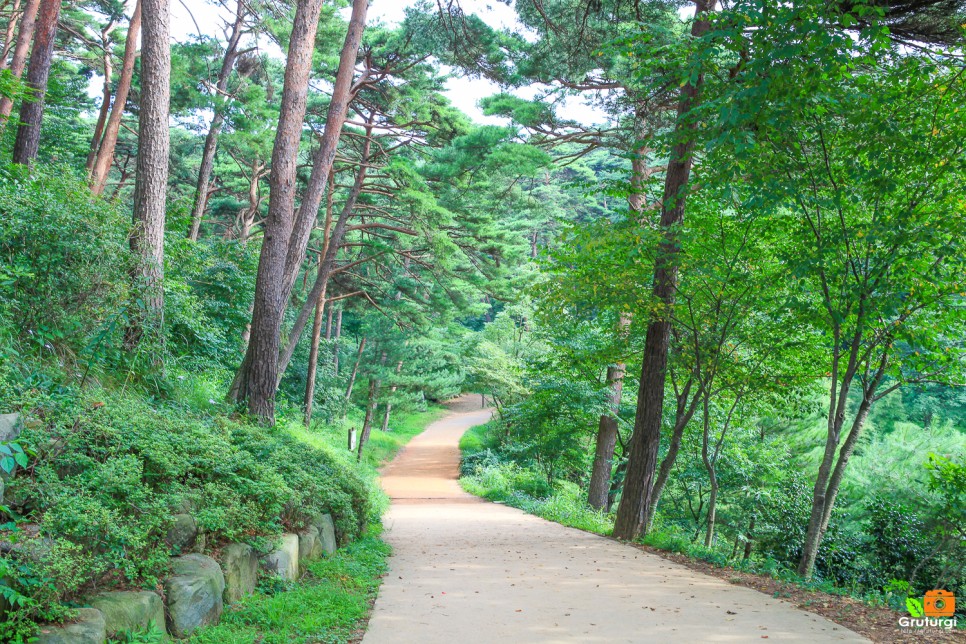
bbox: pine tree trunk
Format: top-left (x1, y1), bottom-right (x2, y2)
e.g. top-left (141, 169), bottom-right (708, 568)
top-left (227, 0), bottom-right (326, 417)
top-left (333, 309), bottom-right (342, 374)
top-left (613, 0), bottom-right (715, 541)
top-left (124, 0), bottom-right (169, 354)
top-left (357, 376), bottom-right (379, 462)
top-left (0, 0), bottom-right (38, 121)
top-left (588, 363), bottom-right (625, 510)
top-left (0, 0), bottom-right (22, 67)
top-left (303, 178), bottom-right (336, 427)
top-left (85, 26), bottom-right (115, 173)
top-left (10, 0), bottom-right (60, 165)
top-left (343, 336), bottom-right (366, 416)
top-left (188, 0), bottom-right (245, 241)
top-left (701, 395), bottom-right (717, 548)
top-left (380, 360), bottom-right (403, 432)
top-left (231, 0), bottom-right (367, 423)
top-left (90, 0), bottom-right (140, 195)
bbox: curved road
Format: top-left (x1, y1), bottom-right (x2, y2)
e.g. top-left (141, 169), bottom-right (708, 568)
top-left (363, 396), bottom-right (868, 643)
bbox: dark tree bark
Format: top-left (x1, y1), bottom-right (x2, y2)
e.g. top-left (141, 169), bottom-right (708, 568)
top-left (188, 0), bottom-right (246, 241)
top-left (303, 174), bottom-right (336, 427)
top-left (0, 0), bottom-right (38, 121)
top-left (332, 308), bottom-right (343, 374)
top-left (90, 0), bottom-right (140, 195)
top-left (11, 0), bottom-right (61, 165)
top-left (613, 1), bottom-right (716, 541)
top-left (230, 0), bottom-right (368, 423)
top-left (357, 351), bottom-right (387, 461)
top-left (124, 0), bottom-right (169, 353)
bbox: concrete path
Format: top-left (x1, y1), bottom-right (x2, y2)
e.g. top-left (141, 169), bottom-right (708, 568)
top-left (363, 396), bottom-right (868, 643)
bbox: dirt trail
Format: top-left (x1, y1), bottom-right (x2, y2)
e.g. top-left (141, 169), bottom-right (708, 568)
top-left (363, 396), bottom-right (869, 643)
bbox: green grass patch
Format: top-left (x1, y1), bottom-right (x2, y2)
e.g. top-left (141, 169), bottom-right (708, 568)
top-left (190, 526), bottom-right (391, 644)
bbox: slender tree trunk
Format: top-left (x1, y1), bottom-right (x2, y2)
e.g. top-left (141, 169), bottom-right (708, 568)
top-left (743, 514), bottom-right (755, 560)
top-left (380, 360), bottom-right (404, 432)
top-left (588, 363), bottom-right (626, 510)
top-left (188, 0), bottom-right (245, 241)
top-left (231, 0), bottom-right (367, 423)
top-left (0, 0), bottom-right (38, 121)
top-left (613, 0), bottom-right (716, 541)
top-left (0, 0), bottom-right (22, 67)
top-left (90, 0), bottom-right (140, 195)
top-left (333, 309), bottom-right (342, 374)
top-left (644, 405), bottom-right (698, 531)
top-left (276, 127), bottom-right (372, 380)
top-left (357, 351), bottom-right (387, 460)
top-left (798, 394), bottom-right (874, 576)
top-left (85, 25), bottom-right (115, 173)
top-left (124, 0), bottom-right (169, 353)
top-left (701, 395), bottom-right (717, 548)
top-left (343, 336), bottom-right (366, 416)
top-left (303, 175), bottom-right (336, 427)
top-left (325, 304), bottom-right (333, 340)
top-left (10, 0), bottom-right (60, 165)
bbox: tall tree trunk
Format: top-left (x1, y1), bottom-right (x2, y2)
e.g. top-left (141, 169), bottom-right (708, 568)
top-left (303, 174), bottom-right (336, 427)
top-left (380, 360), bottom-right (404, 432)
top-left (0, 0), bottom-right (38, 121)
top-left (275, 125), bottom-right (372, 380)
top-left (10, 0), bottom-right (60, 165)
top-left (332, 308), bottom-right (342, 374)
top-left (230, 0), bottom-right (367, 423)
top-left (588, 362), bottom-right (626, 510)
top-left (124, 0), bottom-right (169, 353)
top-left (188, 0), bottom-right (245, 241)
top-left (0, 0), bottom-right (22, 67)
top-left (613, 0), bottom-right (716, 541)
top-left (85, 23), bottom-right (115, 173)
top-left (343, 336), bottom-right (366, 416)
top-left (90, 0), bottom-right (140, 195)
top-left (357, 351), bottom-right (387, 460)
top-left (701, 394), bottom-right (717, 547)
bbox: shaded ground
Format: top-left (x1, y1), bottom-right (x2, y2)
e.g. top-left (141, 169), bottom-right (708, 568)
top-left (362, 396), bottom-right (870, 643)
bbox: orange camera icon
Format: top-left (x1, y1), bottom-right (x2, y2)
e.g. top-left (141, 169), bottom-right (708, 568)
top-left (924, 589), bottom-right (956, 618)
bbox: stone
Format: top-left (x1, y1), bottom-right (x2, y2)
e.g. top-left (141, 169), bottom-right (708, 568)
top-left (88, 591), bottom-right (165, 638)
top-left (164, 514), bottom-right (198, 554)
top-left (164, 553), bottom-right (226, 638)
top-left (220, 543), bottom-right (257, 604)
top-left (318, 514), bottom-right (337, 555)
top-left (260, 533), bottom-right (299, 581)
top-left (298, 526), bottom-right (323, 564)
top-left (0, 413), bottom-right (22, 443)
top-left (35, 608), bottom-right (106, 644)
top-left (306, 512), bottom-right (337, 555)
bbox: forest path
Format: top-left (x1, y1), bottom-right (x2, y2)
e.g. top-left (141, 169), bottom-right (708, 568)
top-left (362, 396), bottom-right (868, 643)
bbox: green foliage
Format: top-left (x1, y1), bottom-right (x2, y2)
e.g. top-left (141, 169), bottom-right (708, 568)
top-left (0, 163), bottom-right (128, 357)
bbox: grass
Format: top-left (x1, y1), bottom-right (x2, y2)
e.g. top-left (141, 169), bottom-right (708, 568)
top-left (190, 526), bottom-right (391, 644)
top-left (188, 405), bottom-right (446, 644)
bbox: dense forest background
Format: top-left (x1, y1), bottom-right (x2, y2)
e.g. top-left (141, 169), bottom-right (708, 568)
top-left (0, 0), bottom-right (964, 639)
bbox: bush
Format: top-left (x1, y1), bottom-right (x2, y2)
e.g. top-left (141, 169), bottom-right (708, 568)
top-left (0, 163), bottom-right (128, 357)
top-left (0, 381), bottom-right (369, 641)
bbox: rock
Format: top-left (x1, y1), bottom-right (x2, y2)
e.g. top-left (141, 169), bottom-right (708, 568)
top-left (306, 512), bottom-right (337, 555)
top-left (35, 608), bottom-right (106, 644)
top-left (164, 514), bottom-right (198, 554)
top-left (88, 591), bottom-right (165, 638)
top-left (318, 514), bottom-right (337, 555)
top-left (0, 413), bottom-right (22, 443)
top-left (298, 526), bottom-right (323, 564)
top-left (164, 554), bottom-right (225, 638)
top-left (220, 543), bottom-right (257, 604)
top-left (260, 533), bottom-right (299, 581)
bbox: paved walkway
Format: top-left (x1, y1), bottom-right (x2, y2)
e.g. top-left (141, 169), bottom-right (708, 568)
top-left (363, 396), bottom-right (868, 643)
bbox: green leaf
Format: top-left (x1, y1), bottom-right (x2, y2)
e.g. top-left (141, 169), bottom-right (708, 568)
top-left (906, 598), bottom-right (924, 617)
